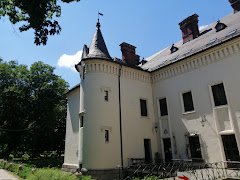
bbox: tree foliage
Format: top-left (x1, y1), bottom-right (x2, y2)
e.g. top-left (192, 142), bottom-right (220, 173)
top-left (0, 60), bottom-right (68, 159)
top-left (0, 0), bottom-right (80, 45)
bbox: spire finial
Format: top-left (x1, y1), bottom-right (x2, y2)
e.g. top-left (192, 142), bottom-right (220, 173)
top-left (97, 12), bottom-right (103, 29)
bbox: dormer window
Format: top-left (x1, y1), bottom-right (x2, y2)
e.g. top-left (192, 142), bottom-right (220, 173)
top-left (141, 58), bottom-right (148, 65)
top-left (170, 44), bottom-right (179, 54)
top-left (215, 20), bottom-right (227, 32)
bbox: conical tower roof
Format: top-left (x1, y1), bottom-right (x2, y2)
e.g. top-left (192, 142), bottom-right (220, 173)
top-left (86, 21), bottom-right (111, 60)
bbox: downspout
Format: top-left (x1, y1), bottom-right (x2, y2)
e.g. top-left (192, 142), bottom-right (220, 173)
top-left (118, 65), bottom-right (124, 171)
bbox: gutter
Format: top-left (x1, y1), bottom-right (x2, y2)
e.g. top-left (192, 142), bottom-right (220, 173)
top-left (118, 65), bottom-right (124, 175)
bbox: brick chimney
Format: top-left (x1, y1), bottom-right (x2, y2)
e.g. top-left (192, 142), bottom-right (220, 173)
top-left (229, 0), bottom-right (240, 13)
top-left (120, 42), bottom-right (140, 66)
top-left (179, 14), bottom-right (200, 44)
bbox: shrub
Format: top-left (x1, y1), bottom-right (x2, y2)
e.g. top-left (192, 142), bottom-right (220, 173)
top-left (22, 153), bottom-right (30, 161)
top-left (18, 166), bottom-right (33, 179)
top-left (0, 160), bottom-right (6, 168)
top-left (6, 163), bottom-right (19, 173)
top-left (0, 160), bottom-right (33, 179)
top-left (8, 154), bottom-right (14, 161)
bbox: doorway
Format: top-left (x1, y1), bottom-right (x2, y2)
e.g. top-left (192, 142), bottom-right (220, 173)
top-left (144, 139), bottom-right (152, 164)
top-left (221, 134), bottom-right (240, 161)
top-left (163, 138), bottom-right (173, 162)
top-left (189, 135), bottom-right (202, 160)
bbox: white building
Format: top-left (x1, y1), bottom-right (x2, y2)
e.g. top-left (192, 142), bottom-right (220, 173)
top-left (63, 0), bottom-right (240, 176)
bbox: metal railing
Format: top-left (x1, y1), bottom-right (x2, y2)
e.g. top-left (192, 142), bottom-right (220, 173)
top-left (124, 160), bottom-right (240, 180)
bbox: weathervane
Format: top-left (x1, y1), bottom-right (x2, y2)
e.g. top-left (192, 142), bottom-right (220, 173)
top-left (96, 12), bottom-right (103, 28)
top-left (98, 12), bottom-right (103, 23)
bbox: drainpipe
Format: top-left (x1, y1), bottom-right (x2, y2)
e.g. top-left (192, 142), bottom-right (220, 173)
top-left (118, 65), bottom-right (123, 175)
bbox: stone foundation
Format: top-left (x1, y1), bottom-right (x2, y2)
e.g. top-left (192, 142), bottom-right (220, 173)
top-left (62, 163), bottom-right (79, 173)
top-left (82, 168), bottom-right (123, 180)
top-left (62, 164), bottom-right (125, 180)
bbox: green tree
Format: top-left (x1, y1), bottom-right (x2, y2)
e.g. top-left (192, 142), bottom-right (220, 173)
top-left (0, 60), bottom-right (68, 158)
top-left (0, 0), bottom-right (80, 45)
top-left (29, 61), bottom-right (68, 156)
top-left (0, 61), bottom-right (30, 158)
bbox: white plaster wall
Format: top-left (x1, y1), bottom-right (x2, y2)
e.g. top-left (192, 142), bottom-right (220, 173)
top-left (63, 87), bottom-right (80, 168)
top-left (82, 60), bottom-right (157, 169)
top-left (152, 48), bottom-right (240, 163)
top-left (120, 68), bottom-right (157, 167)
top-left (83, 67), bottom-right (121, 169)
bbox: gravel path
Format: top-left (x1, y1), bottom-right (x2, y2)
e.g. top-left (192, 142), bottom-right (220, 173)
top-left (0, 169), bottom-right (18, 180)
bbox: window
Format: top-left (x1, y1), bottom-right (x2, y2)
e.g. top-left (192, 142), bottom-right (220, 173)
top-left (211, 83), bottom-right (227, 106)
top-left (182, 91), bottom-right (194, 112)
top-left (222, 134), bottom-right (240, 161)
top-left (215, 20), bottom-right (227, 32)
top-left (104, 90), bottom-right (109, 101)
top-left (105, 130), bottom-right (109, 143)
top-left (189, 135), bottom-right (202, 160)
top-left (140, 99), bottom-right (148, 116)
top-left (80, 116), bottom-right (84, 127)
top-left (159, 98), bottom-right (168, 116)
top-left (170, 44), bottom-right (179, 54)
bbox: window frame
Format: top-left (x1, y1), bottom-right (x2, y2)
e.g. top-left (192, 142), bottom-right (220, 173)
top-left (210, 82), bottom-right (228, 107)
top-left (100, 86), bottom-right (111, 102)
top-left (159, 97), bottom-right (168, 117)
top-left (181, 90), bottom-right (195, 114)
top-left (105, 129), bottom-right (109, 143)
top-left (104, 90), bottom-right (109, 101)
top-left (140, 99), bottom-right (148, 117)
top-left (187, 134), bottom-right (203, 160)
top-left (80, 115), bottom-right (84, 128)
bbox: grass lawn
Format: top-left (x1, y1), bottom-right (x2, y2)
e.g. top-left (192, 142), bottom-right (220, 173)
top-left (0, 159), bottom-right (93, 180)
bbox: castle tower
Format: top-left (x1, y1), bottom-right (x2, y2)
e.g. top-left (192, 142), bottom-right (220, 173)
top-left (75, 20), bottom-right (122, 173)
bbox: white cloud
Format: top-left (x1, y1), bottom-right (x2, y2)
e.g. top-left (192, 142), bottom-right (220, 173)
top-left (199, 25), bottom-right (208, 31)
top-left (57, 50), bottom-right (82, 72)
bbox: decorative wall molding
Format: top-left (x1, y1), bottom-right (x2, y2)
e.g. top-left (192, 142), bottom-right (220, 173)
top-left (83, 38), bottom-right (240, 84)
top-left (151, 39), bottom-right (240, 83)
top-left (84, 60), bottom-right (151, 83)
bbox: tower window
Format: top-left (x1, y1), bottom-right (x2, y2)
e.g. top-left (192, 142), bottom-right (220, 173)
top-left (104, 90), bottom-right (109, 101)
top-left (182, 91), bottom-right (194, 112)
top-left (80, 116), bottom-right (84, 127)
top-left (211, 83), bottom-right (228, 107)
top-left (140, 99), bottom-right (148, 116)
top-left (105, 130), bottom-right (109, 143)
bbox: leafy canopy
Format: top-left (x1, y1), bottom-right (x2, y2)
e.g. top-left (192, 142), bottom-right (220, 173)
top-left (0, 60), bottom-right (68, 159)
top-left (0, 0), bottom-right (80, 45)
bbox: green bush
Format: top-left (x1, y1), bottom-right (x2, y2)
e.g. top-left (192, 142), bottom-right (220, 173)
top-left (6, 163), bottom-right (19, 173)
top-left (0, 160), bottom-right (33, 179)
top-left (27, 168), bottom-right (78, 180)
top-left (22, 153), bottom-right (30, 161)
top-left (8, 154), bottom-right (14, 161)
top-left (18, 157), bottom-right (64, 168)
top-left (0, 161), bottom-right (6, 168)
top-left (18, 166), bottom-right (33, 179)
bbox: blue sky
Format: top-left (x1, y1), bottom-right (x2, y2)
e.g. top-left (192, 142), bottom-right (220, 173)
top-left (0, 0), bottom-right (232, 88)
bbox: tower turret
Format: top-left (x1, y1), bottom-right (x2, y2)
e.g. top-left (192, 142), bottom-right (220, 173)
top-left (85, 21), bottom-right (111, 60)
